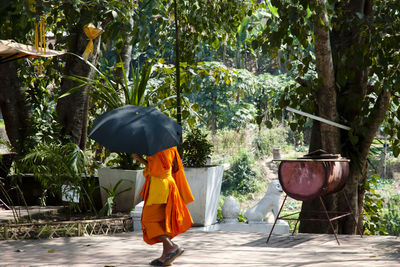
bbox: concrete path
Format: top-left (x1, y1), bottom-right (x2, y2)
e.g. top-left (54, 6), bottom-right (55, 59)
top-left (1, 229), bottom-right (399, 267)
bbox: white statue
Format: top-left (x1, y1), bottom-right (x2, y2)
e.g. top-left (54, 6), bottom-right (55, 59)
top-left (221, 196), bottom-right (240, 223)
top-left (244, 179), bottom-right (283, 223)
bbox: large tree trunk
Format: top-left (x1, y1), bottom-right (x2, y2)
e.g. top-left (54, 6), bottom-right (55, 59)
top-left (299, 0), bottom-right (388, 235)
top-left (299, 0), bottom-right (343, 234)
top-left (56, 20), bottom-right (101, 150)
top-left (0, 62), bottom-right (33, 155)
top-left (332, 0), bottom-right (374, 234)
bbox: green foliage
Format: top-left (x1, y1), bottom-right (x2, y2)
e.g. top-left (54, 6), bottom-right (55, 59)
top-left (189, 62), bottom-right (292, 131)
top-left (252, 0), bottom-right (400, 154)
top-left (65, 56), bottom-right (167, 170)
top-left (363, 172), bottom-right (400, 236)
top-left (237, 213), bottom-right (247, 223)
top-left (363, 174), bottom-right (388, 235)
top-left (253, 124), bottom-right (288, 157)
top-left (217, 207), bottom-right (223, 222)
top-left (383, 194), bottom-right (400, 236)
top-left (222, 150), bottom-right (261, 195)
top-left (20, 142), bottom-right (97, 213)
top-left (64, 55), bottom-right (155, 111)
top-left (181, 129), bottom-right (213, 167)
top-left (280, 198), bottom-right (302, 233)
top-left (99, 179), bottom-right (131, 217)
top-left (104, 153), bottom-right (140, 170)
top-left (165, 0), bottom-right (252, 64)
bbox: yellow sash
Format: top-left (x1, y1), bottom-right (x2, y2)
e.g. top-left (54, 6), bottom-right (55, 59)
top-left (145, 170), bottom-right (171, 206)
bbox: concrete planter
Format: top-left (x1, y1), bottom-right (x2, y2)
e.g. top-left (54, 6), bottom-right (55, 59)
top-left (185, 165), bottom-right (224, 227)
top-left (98, 168), bottom-right (145, 212)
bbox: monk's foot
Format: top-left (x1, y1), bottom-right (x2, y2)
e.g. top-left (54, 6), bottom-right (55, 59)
top-left (150, 257), bottom-right (172, 266)
top-left (151, 244), bottom-right (183, 265)
top-left (164, 246), bottom-right (184, 266)
top-left (167, 244), bottom-right (180, 255)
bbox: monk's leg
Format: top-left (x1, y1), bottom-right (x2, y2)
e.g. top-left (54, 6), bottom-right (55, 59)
top-left (157, 235), bottom-right (179, 262)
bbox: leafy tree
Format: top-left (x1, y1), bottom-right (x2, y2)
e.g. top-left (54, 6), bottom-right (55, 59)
top-left (0, 0), bottom-right (158, 153)
top-left (189, 61), bottom-right (291, 132)
top-left (0, 1), bottom-right (38, 155)
top-left (158, 0), bottom-right (252, 125)
top-left (53, 0), bottom-right (129, 150)
top-left (254, 0), bottom-right (400, 234)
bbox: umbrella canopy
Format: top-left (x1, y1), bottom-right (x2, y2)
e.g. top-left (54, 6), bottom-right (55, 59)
top-left (89, 105), bottom-right (182, 156)
top-left (0, 39), bottom-right (66, 64)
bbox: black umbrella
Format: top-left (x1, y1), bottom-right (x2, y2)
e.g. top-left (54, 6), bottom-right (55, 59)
top-left (89, 105), bottom-right (182, 155)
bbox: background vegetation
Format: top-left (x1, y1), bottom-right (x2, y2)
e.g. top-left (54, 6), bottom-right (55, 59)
top-left (0, 0), bottom-right (399, 236)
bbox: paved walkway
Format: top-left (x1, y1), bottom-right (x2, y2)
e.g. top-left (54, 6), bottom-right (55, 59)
top-left (1, 229), bottom-right (399, 267)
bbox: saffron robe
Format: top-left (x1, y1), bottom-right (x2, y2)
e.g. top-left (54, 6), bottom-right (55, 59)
top-left (139, 146), bottom-right (194, 245)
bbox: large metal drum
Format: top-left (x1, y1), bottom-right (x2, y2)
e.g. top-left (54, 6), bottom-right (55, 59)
top-left (278, 152), bottom-right (349, 201)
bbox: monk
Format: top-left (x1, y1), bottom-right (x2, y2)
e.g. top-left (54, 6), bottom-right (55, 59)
top-left (133, 146), bottom-right (194, 266)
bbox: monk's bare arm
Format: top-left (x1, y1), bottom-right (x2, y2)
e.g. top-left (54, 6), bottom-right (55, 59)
top-left (132, 154), bottom-right (148, 167)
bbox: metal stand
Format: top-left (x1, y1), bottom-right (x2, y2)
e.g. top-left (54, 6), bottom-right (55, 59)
top-left (266, 190), bottom-right (363, 245)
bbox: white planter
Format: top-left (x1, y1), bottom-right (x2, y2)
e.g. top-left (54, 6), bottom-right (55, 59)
top-left (98, 168), bottom-right (145, 212)
top-left (185, 165), bottom-right (224, 227)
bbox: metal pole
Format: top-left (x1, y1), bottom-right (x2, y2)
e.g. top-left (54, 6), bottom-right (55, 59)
top-left (286, 107), bottom-right (351, 131)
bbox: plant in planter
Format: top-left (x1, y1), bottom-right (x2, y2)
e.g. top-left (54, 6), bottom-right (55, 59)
top-left (104, 153), bottom-right (141, 170)
top-left (181, 129), bottom-right (213, 167)
top-left (98, 179), bottom-right (132, 216)
top-left (181, 128), bottom-right (224, 227)
top-left (20, 141), bottom-right (98, 219)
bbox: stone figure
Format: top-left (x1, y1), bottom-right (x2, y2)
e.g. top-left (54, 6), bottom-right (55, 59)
top-left (221, 196), bottom-right (240, 223)
top-left (244, 179), bottom-right (283, 223)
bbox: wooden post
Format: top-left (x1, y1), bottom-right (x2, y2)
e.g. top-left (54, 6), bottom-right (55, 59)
top-left (4, 224), bottom-right (8, 240)
top-left (78, 222), bottom-right (82, 236)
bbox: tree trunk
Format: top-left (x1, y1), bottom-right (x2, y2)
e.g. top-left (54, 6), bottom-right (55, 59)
top-left (299, 0), bottom-right (388, 235)
top-left (299, 0), bottom-right (342, 234)
top-left (0, 62), bottom-right (33, 155)
top-left (115, 40), bottom-right (133, 83)
top-left (56, 21), bottom-right (101, 150)
top-left (115, 7), bottom-right (133, 82)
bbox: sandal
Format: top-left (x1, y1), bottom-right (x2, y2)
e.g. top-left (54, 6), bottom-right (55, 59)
top-left (164, 247), bottom-right (184, 266)
top-left (149, 258), bottom-right (169, 266)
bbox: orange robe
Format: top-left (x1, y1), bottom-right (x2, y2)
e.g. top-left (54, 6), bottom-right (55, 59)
top-left (139, 146), bottom-right (194, 245)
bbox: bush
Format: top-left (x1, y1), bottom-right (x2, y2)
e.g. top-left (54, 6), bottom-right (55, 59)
top-left (253, 125), bottom-right (289, 157)
top-left (221, 150), bottom-right (261, 195)
top-left (383, 194), bottom-right (400, 236)
top-left (20, 142), bottom-right (98, 214)
top-left (363, 174), bottom-right (387, 235)
top-left (181, 128), bottom-right (213, 167)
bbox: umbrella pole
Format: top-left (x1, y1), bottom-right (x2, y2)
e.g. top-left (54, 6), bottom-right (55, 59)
top-left (174, 0), bottom-right (182, 126)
